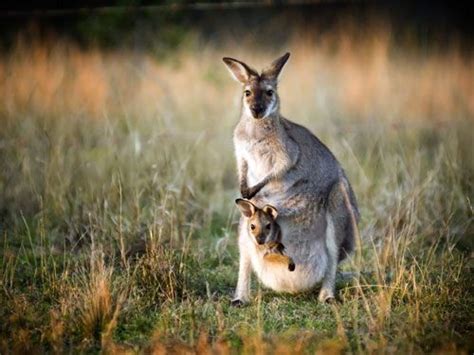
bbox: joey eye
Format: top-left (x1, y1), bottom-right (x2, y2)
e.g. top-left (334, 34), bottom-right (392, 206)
top-left (266, 90), bottom-right (274, 97)
top-left (244, 90), bottom-right (251, 97)
top-left (250, 224), bottom-right (256, 230)
top-left (266, 223), bottom-right (271, 230)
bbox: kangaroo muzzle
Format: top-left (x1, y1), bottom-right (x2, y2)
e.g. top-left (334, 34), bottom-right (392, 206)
top-left (250, 105), bottom-right (265, 119)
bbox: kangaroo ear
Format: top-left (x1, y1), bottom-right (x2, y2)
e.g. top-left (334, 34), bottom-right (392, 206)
top-left (262, 52), bottom-right (290, 81)
top-left (262, 204), bottom-right (278, 220)
top-left (235, 198), bottom-right (256, 218)
top-left (223, 57), bottom-right (258, 83)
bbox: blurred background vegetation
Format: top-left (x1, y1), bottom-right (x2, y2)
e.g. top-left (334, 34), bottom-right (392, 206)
top-left (0, 1), bottom-right (473, 353)
top-left (1, 1), bottom-right (473, 51)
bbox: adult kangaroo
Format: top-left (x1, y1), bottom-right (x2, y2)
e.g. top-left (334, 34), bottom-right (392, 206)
top-left (223, 53), bottom-right (360, 305)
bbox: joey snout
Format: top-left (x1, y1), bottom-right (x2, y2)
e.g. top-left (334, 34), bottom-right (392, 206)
top-left (255, 234), bottom-right (266, 245)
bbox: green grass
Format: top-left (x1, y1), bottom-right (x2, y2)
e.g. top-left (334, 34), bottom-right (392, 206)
top-left (0, 40), bottom-right (473, 353)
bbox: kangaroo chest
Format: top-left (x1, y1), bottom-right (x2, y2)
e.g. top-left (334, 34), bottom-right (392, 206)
top-left (246, 141), bottom-right (278, 184)
top-left (235, 132), bottom-right (288, 186)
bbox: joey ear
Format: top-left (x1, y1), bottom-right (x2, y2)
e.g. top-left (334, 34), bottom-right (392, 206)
top-left (262, 52), bottom-right (290, 81)
top-left (223, 57), bottom-right (258, 83)
top-left (262, 204), bottom-right (278, 220)
top-left (235, 198), bottom-right (256, 218)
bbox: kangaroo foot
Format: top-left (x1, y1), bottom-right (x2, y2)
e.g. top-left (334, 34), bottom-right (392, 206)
top-left (231, 299), bottom-right (246, 307)
top-left (318, 288), bottom-right (335, 303)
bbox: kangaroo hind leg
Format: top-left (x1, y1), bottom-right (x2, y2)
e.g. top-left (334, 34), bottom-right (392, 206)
top-left (318, 213), bottom-right (338, 302)
top-left (318, 180), bottom-right (359, 302)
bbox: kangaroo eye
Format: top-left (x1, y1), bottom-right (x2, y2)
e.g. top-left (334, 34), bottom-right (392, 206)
top-left (244, 90), bottom-right (252, 97)
top-left (266, 90), bottom-right (274, 97)
top-left (250, 224), bottom-right (256, 230)
top-left (266, 223), bottom-right (271, 230)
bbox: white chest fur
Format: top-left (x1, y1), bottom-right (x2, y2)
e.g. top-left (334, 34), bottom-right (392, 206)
top-left (235, 139), bottom-right (272, 185)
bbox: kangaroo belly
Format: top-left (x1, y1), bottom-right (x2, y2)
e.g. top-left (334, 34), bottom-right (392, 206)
top-left (249, 234), bottom-right (328, 293)
top-left (254, 258), bottom-right (324, 293)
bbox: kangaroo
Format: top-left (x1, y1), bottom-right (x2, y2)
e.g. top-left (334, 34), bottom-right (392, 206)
top-left (235, 198), bottom-right (296, 274)
top-left (223, 52), bottom-right (360, 304)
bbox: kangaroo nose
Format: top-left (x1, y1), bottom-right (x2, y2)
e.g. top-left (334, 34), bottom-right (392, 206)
top-left (250, 105), bottom-right (264, 118)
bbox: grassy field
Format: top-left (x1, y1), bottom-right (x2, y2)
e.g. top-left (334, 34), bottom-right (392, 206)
top-left (0, 31), bottom-right (473, 353)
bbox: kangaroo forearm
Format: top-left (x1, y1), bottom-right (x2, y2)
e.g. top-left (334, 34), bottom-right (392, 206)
top-left (243, 172), bottom-right (283, 199)
top-left (238, 159), bottom-right (249, 192)
top-left (240, 176), bottom-right (248, 191)
top-left (244, 180), bottom-right (266, 199)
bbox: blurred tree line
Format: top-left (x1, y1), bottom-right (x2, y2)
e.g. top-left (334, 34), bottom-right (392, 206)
top-left (0, 1), bottom-right (473, 55)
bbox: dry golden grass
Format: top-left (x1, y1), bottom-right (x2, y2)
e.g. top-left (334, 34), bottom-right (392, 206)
top-left (1, 28), bottom-right (473, 124)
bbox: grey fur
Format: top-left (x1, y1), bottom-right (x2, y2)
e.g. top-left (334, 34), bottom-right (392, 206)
top-left (224, 53), bottom-right (360, 303)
